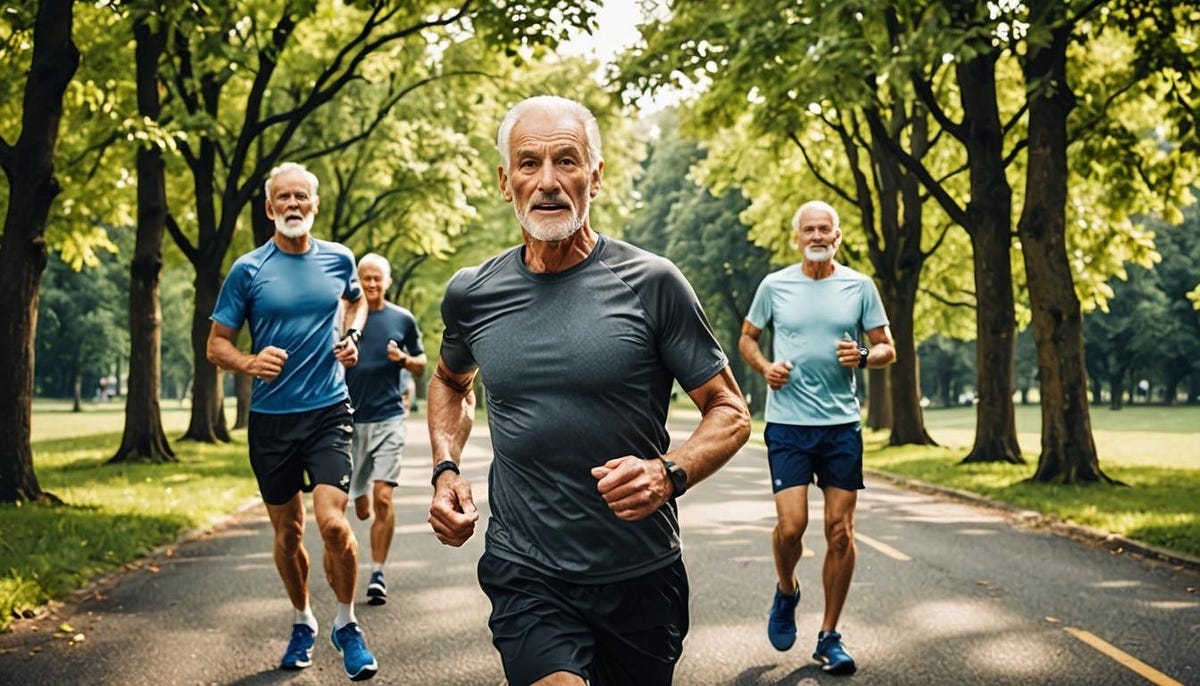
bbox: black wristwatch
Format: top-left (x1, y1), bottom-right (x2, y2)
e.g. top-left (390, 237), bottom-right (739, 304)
top-left (857, 347), bottom-right (869, 369)
top-left (431, 460), bottom-right (460, 487)
top-left (661, 459), bottom-right (688, 498)
top-left (341, 328), bottom-right (361, 345)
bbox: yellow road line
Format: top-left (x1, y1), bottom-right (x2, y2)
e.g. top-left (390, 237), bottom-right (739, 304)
top-left (1064, 627), bottom-right (1182, 686)
top-left (854, 532), bottom-right (912, 561)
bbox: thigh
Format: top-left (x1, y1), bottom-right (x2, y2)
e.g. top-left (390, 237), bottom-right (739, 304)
top-left (477, 553), bottom-right (592, 686)
top-left (300, 400), bottom-right (354, 495)
top-left (813, 423), bottom-right (865, 491)
top-left (764, 423), bottom-right (817, 493)
top-left (588, 559), bottom-right (689, 686)
top-left (248, 411), bottom-right (306, 506)
top-left (368, 415), bottom-right (405, 485)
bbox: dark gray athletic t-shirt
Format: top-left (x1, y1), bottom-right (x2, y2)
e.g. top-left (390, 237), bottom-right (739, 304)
top-left (440, 235), bottom-right (727, 583)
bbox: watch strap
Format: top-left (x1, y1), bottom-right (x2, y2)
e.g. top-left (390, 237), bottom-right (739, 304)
top-left (431, 460), bottom-right (460, 487)
top-left (857, 347), bottom-right (869, 368)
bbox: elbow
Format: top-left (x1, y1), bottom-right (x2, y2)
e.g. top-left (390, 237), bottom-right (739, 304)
top-left (729, 397), bottom-right (752, 449)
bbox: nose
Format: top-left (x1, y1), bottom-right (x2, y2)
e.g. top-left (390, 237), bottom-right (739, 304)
top-left (537, 159), bottom-right (559, 191)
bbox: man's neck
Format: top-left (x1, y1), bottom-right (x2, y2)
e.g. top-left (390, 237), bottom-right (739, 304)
top-left (273, 232), bottom-right (311, 255)
top-left (523, 227), bottom-right (597, 274)
top-left (801, 259), bottom-right (836, 280)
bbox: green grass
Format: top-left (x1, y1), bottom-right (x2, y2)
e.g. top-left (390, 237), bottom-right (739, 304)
top-left (2, 402), bottom-right (257, 631)
top-left (862, 404), bottom-right (1200, 560)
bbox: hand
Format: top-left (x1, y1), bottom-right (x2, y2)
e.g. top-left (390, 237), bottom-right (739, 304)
top-left (836, 338), bottom-right (861, 367)
top-left (333, 336), bottom-right (359, 368)
top-left (248, 346), bottom-right (288, 382)
top-left (765, 360), bottom-right (793, 390)
top-left (428, 473), bottom-right (479, 546)
top-left (591, 456), bottom-right (672, 522)
top-left (387, 339), bottom-right (407, 365)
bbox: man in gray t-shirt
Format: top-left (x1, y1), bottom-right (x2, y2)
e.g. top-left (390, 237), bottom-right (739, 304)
top-left (427, 96), bottom-right (750, 686)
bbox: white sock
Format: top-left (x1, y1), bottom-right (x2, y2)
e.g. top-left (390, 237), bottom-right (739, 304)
top-left (333, 603), bottom-right (356, 630)
top-left (294, 606), bottom-right (318, 633)
top-left (371, 562), bottom-right (384, 574)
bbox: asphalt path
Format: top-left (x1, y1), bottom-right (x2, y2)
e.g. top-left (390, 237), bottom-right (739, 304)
top-left (1, 414), bottom-right (1197, 685)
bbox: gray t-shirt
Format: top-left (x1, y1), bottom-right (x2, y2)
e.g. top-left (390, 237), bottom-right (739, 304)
top-left (440, 235), bottom-right (727, 583)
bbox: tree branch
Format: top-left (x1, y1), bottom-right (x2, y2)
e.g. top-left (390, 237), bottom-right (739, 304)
top-left (165, 212), bottom-right (198, 264)
top-left (920, 285), bottom-right (975, 309)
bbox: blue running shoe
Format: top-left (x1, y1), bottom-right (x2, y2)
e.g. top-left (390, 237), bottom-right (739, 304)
top-left (813, 630), bottom-right (857, 675)
top-left (367, 571), bottom-right (387, 606)
top-left (280, 623), bottom-right (315, 670)
top-left (767, 583), bottom-right (800, 651)
top-left (331, 622), bottom-right (378, 681)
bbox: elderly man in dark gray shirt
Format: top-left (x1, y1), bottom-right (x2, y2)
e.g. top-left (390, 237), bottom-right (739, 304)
top-left (426, 95), bottom-right (750, 686)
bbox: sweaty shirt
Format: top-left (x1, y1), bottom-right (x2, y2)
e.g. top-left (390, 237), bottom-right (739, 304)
top-left (346, 303), bottom-right (424, 423)
top-left (745, 262), bottom-right (889, 426)
top-left (211, 238), bottom-right (362, 414)
top-left (439, 235), bottom-right (727, 583)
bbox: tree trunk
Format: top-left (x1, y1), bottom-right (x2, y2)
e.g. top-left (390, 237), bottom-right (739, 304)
top-left (72, 372), bottom-right (82, 412)
top-left (1019, 14), bottom-right (1113, 484)
top-left (233, 373), bottom-right (251, 429)
top-left (111, 13), bottom-right (176, 464)
top-left (0, 0), bottom-right (78, 503)
top-left (182, 265), bottom-right (230, 442)
top-left (866, 368), bottom-right (891, 430)
top-left (956, 53), bottom-right (1022, 465)
top-left (885, 280), bottom-right (934, 445)
top-left (1108, 370), bottom-right (1125, 410)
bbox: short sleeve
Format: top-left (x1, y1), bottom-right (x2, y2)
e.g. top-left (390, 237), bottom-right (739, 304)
top-left (438, 269), bottom-right (477, 374)
top-left (745, 277), bottom-right (773, 330)
top-left (649, 260), bottom-right (727, 392)
top-left (211, 261), bottom-right (251, 331)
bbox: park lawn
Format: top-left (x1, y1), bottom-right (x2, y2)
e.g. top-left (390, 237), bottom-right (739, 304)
top-left (862, 404), bottom-right (1200, 560)
top-left (1, 414), bottom-right (257, 632)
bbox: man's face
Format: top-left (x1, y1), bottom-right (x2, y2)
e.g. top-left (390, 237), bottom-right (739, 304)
top-left (359, 263), bottom-right (390, 304)
top-left (498, 107), bottom-right (602, 243)
top-left (265, 170), bottom-right (319, 239)
top-left (795, 207), bottom-right (840, 263)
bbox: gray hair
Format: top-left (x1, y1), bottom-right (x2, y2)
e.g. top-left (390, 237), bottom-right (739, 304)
top-left (791, 200), bottom-right (840, 233)
top-left (265, 162), bottom-right (319, 198)
top-left (357, 252), bottom-right (391, 280)
top-left (496, 96), bottom-right (603, 173)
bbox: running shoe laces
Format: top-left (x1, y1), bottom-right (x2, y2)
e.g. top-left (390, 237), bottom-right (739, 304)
top-left (331, 622), bottom-right (378, 681)
top-left (280, 623), bottom-right (315, 670)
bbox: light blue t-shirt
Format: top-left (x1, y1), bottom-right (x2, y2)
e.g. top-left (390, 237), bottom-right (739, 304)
top-left (745, 262), bottom-right (889, 426)
top-left (211, 238), bottom-right (363, 414)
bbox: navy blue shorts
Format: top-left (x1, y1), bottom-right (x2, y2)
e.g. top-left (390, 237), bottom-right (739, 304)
top-left (247, 400), bottom-right (354, 505)
top-left (477, 552), bottom-right (689, 686)
top-left (764, 422), bottom-right (865, 493)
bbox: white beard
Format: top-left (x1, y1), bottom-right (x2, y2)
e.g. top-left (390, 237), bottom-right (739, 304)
top-left (804, 245), bottom-right (834, 262)
top-left (275, 213), bottom-right (314, 239)
top-left (517, 197), bottom-right (588, 243)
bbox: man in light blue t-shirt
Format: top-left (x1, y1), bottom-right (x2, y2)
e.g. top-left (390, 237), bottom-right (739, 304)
top-left (207, 162), bottom-right (377, 681)
top-left (739, 200), bottom-right (895, 676)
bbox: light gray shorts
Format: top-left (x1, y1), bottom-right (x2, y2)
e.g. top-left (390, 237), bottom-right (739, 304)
top-left (349, 414), bottom-right (406, 499)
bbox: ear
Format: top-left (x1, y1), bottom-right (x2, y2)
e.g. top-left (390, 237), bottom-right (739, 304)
top-left (589, 160), bottom-right (604, 199)
top-left (265, 196), bottom-right (276, 220)
top-left (312, 195), bottom-right (320, 214)
top-left (498, 165), bottom-right (513, 203)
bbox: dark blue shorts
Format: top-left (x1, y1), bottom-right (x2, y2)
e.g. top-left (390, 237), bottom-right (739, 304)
top-left (247, 400), bottom-right (354, 505)
top-left (477, 552), bottom-right (688, 686)
top-left (764, 422), bottom-right (865, 493)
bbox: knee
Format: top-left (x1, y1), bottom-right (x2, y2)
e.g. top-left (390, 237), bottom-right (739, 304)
top-left (275, 521), bottom-right (304, 555)
top-left (776, 519), bottom-right (807, 547)
top-left (318, 517), bottom-right (354, 552)
top-left (372, 490), bottom-right (393, 519)
top-left (825, 519), bottom-right (855, 555)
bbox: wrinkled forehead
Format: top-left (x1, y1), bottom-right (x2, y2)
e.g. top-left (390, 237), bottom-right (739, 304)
top-left (270, 170), bottom-right (315, 196)
top-left (509, 109), bottom-right (589, 156)
top-left (797, 207), bottom-right (836, 229)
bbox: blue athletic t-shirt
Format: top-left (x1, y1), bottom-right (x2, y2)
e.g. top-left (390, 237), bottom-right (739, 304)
top-left (346, 303), bottom-right (424, 423)
top-left (211, 238), bottom-right (363, 414)
top-left (745, 262), bottom-right (889, 425)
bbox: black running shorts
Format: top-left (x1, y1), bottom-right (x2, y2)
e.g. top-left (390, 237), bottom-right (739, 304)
top-left (477, 551), bottom-right (689, 686)
top-left (247, 399), bottom-right (354, 505)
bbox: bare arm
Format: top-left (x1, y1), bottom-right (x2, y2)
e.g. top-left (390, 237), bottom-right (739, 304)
top-left (388, 341), bottom-right (428, 377)
top-left (592, 366), bottom-right (751, 522)
top-left (426, 358), bottom-right (479, 546)
top-left (206, 321), bottom-right (288, 381)
top-left (836, 324), bottom-right (897, 368)
top-left (739, 320), bottom-right (793, 390)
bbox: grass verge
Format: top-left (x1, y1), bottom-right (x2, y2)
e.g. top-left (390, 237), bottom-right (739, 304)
top-left (862, 405), bottom-right (1200, 560)
top-left (1, 425), bottom-right (257, 631)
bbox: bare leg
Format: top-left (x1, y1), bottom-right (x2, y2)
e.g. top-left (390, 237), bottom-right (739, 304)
top-left (265, 494), bottom-right (309, 611)
top-left (533, 672), bottom-right (587, 685)
top-left (772, 485), bottom-right (810, 595)
top-left (820, 487), bottom-right (858, 631)
top-left (354, 494), bottom-right (370, 521)
top-left (369, 481), bottom-right (396, 565)
top-left (312, 484), bottom-right (357, 604)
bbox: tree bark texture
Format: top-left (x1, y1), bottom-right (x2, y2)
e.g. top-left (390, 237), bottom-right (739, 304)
top-left (0, 0), bottom-right (78, 503)
top-left (182, 266), bottom-right (230, 442)
top-left (112, 14), bottom-right (177, 464)
top-left (1019, 12), bottom-right (1113, 484)
top-left (956, 54), bottom-right (1023, 464)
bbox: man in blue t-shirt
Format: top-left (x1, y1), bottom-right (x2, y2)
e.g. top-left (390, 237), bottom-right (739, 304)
top-left (739, 200), bottom-right (896, 676)
top-left (427, 96), bottom-right (751, 686)
top-left (345, 252), bottom-right (426, 607)
top-left (207, 162), bottom-right (378, 681)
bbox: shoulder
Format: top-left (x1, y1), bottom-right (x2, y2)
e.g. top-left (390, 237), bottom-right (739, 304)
top-left (447, 245), bottom-right (522, 295)
top-left (833, 263), bottom-right (876, 285)
top-left (227, 242), bottom-right (276, 278)
top-left (598, 236), bottom-right (685, 283)
top-left (313, 238), bottom-right (356, 264)
top-left (383, 301), bottom-right (417, 322)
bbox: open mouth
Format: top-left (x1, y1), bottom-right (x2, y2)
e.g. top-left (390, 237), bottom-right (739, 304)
top-left (531, 201), bottom-right (569, 213)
